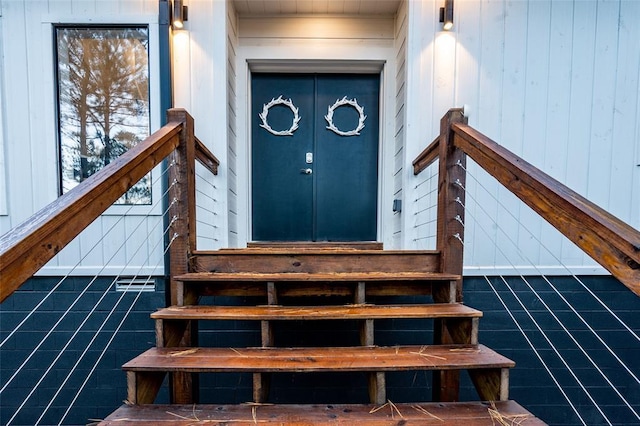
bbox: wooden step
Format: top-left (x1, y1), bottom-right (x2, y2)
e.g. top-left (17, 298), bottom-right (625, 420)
top-left (100, 401), bottom-right (547, 425)
top-left (152, 303), bottom-right (482, 321)
top-left (177, 271), bottom-right (458, 282)
top-left (123, 345), bottom-right (514, 404)
top-left (153, 304), bottom-right (481, 348)
top-left (190, 249), bottom-right (441, 274)
top-left (175, 271), bottom-right (459, 302)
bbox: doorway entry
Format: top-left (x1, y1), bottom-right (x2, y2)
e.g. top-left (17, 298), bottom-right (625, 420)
top-left (251, 73), bottom-right (380, 242)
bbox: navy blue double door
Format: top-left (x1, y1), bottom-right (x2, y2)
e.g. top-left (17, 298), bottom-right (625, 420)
top-left (252, 73), bottom-right (380, 242)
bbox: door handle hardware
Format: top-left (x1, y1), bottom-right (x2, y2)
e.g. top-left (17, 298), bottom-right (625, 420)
top-left (300, 168), bottom-right (313, 175)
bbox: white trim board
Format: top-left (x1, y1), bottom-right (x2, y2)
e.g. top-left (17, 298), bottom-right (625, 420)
top-left (0, 17), bottom-right (6, 216)
top-left (463, 265), bottom-right (609, 277)
top-left (36, 265), bottom-right (164, 277)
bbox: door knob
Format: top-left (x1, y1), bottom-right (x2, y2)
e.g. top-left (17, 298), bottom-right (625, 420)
top-left (300, 168), bottom-right (313, 175)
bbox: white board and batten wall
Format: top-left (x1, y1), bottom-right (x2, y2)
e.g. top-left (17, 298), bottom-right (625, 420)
top-left (401, 0), bottom-right (640, 275)
top-left (0, 0), bottom-right (638, 278)
top-left (0, 0), bottom-right (165, 277)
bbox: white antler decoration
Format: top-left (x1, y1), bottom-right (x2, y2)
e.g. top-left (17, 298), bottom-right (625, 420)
top-left (325, 96), bottom-right (367, 137)
top-left (259, 95), bottom-right (301, 136)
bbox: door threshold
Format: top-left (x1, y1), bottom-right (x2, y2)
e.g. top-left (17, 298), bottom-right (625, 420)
top-left (248, 241), bottom-right (383, 250)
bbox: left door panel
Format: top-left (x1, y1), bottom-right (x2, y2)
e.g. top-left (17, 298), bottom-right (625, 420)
top-left (252, 74), bottom-right (315, 241)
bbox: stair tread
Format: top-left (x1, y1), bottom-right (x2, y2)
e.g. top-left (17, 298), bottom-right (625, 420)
top-left (123, 344), bottom-right (514, 373)
top-left (175, 271), bottom-right (460, 282)
top-left (152, 303), bottom-right (482, 320)
top-left (100, 401), bottom-right (546, 425)
top-left (199, 248), bottom-right (436, 254)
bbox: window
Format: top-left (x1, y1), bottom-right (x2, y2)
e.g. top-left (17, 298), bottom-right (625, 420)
top-left (55, 26), bottom-right (151, 204)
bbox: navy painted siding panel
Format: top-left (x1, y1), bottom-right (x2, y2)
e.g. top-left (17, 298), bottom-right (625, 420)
top-left (0, 277), bottom-right (168, 426)
top-left (2, 276), bottom-right (639, 424)
top-left (462, 276), bottom-right (640, 426)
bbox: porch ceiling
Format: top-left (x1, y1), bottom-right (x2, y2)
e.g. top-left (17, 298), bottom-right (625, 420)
top-left (231, 0), bottom-right (402, 16)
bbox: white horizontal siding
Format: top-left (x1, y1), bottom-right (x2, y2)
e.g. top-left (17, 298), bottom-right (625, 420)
top-left (391, 0), bottom-right (407, 249)
top-left (227, 0), bottom-right (239, 247)
top-left (239, 16), bottom-right (395, 40)
top-left (404, 0), bottom-right (640, 274)
top-left (172, 0), bottom-right (229, 251)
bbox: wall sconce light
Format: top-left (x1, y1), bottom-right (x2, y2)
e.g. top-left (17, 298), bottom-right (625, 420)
top-left (439, 0), bottom-right (454, 31)
top-left (172, 0), bottom-right (188, 30)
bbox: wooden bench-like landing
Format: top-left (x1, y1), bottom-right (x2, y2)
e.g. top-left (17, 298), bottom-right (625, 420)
top-left (124, 345), bottom-right (514, 404)
top-left (99, 400), bottom-right (546, 425)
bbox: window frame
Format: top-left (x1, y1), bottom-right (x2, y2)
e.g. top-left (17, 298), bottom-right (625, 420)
top-left (44, 14), bottom-right (162, 216)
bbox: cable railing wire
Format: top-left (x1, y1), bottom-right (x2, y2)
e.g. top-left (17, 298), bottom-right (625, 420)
top-left (461, 174), bottom-right (637, 423)
top-left (4, 191), bottom-right (178, 424)
top-left (0, 181), bottom-right (177, 396)
top-left (462, 201), bottom-right (612, 424)
top-left (456, 160), bottom-right (640, 342)
top-left (414, 161), bottom-right (439, 190)
top-left (196, 187), bottom-right (218, 204)
top-left (196, 171), bottom-right (218, 189)
top-left (52, 232), bottom-right (177, 426)
top-left (459, 161), bottom-right (640, 383)
top-left (482, 275), bottom-right (588, 426)
top-left (0, 161), bottom-right (175, 349)
top-left (9, 219), bottom-right (175, 425)
top-left (464, 206), bottom-right (640, 419)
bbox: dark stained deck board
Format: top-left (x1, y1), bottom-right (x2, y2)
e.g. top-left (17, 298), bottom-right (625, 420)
top-left (99, 401), bottom-right (546, 425)
top-left (151, 303), bottom-right (483, 321)
top-left (175, 271), bottom-right (460, 282)
top-left (123, 344), bottom-right (514, 373)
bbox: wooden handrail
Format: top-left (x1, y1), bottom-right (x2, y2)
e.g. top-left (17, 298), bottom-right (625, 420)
top-left (451, 122), bottom-right (640, 295)
top-left (195, 136), bottom-right (220, 175)
top-left (412, 135), bottom-right (440, 175)
top-left (414, 109), bottom-right (640, 295)
top-left (0, 120), bottom-right (183, 303)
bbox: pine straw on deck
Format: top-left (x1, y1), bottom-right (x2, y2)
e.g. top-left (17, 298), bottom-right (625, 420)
top-left (97, 401), bottom-right (547, 425)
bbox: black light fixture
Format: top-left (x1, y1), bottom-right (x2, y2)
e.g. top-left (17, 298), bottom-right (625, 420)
top-left (439, 0), bottom-right (454, 31)
top-left (172, 0), bottom-right (188, 30)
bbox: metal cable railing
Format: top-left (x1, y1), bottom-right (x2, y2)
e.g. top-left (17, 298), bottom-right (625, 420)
top-left (0, 109), bottom-right (220, 425)
top-left (411, 108), bottom-right (640, 425)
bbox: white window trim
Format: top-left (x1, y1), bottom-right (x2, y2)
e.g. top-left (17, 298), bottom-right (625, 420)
top-left (42, 14), bottom-right (163, 216)
top-left (0, 15), bottom-right (7, 216)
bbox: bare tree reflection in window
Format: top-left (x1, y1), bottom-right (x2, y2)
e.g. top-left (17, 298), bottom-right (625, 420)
top-left (56, 27), bottom-right (151, 204)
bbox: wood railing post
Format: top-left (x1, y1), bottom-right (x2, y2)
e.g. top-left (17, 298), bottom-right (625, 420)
top-left (167, 108), bottom-right (196, 305)
top-left (433, 108), bottom-right (467, 403)
top-left (436, 108), bottom-right (467, 302)
top-left (166, 108), bottom-right (198, 404)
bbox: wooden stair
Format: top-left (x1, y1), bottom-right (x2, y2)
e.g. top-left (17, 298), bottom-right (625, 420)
top-left (125, 345), bottom-right (513, 404)
top-left (102, 401), bottom-right (546, 425)
top-left (100, 247), bottom-right (545, 425)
